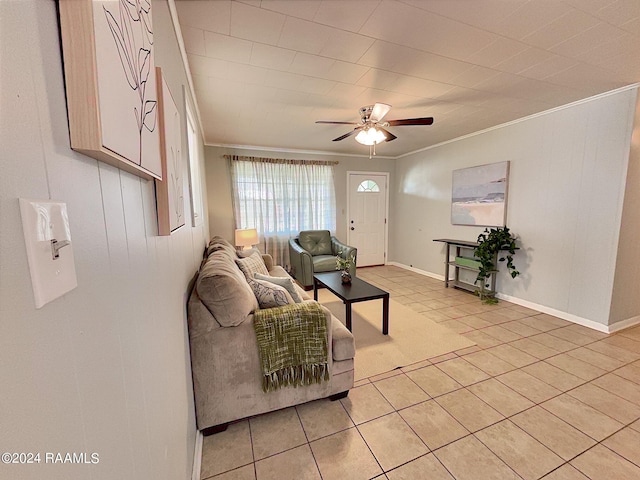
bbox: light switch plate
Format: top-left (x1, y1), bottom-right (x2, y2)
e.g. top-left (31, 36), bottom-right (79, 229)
top-left (19, 198), bottom-right (78, 308)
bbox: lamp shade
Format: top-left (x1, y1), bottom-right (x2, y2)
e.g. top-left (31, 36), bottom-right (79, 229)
top-left (235, 228), bottom-right (258, 249)
top-left (355, 127), bottom-right (386, 145)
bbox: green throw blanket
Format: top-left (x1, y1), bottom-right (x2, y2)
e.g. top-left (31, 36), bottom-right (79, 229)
top-left (253, 302), bottom-right (329, 392)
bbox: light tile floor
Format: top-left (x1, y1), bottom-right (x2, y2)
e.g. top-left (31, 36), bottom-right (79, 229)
top-left (200, 266), bottom-right (640, 480)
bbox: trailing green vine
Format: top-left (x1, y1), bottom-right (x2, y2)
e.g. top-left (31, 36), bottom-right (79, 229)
top-left (474, 226), bottom-right (519, 303)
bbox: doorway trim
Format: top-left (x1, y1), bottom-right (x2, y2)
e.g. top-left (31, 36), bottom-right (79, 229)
top-left (346, 171), bottom-right (390, 266)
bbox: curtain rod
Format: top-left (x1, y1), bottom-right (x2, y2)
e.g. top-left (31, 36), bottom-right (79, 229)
top-left (223, 154), bottom-right (339, 166)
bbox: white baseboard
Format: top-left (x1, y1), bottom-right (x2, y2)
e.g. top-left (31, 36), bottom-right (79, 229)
top-left (386, 262), bottom-right (445, 281)
top-left (192, 430), bottom-right (203, 480)
top-left (495, 292), bottom-right (610, 333)
top-left (608, 315), bottom-right (640, 333)
top-left (389, 262), bottom-right (640, 334)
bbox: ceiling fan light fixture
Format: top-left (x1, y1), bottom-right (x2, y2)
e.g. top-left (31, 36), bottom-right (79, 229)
top-left (355, 126), bottom-right (386, 145)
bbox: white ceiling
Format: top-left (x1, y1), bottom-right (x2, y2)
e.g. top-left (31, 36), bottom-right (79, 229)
top-left (174, 0), bottom-right (640, 158)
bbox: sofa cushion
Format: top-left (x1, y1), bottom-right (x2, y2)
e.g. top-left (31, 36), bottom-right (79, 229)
top-left (236, 251), bottom-right (269, 279)
top-left (197, 253), bottom-right (258, 327)
top-left (254, 273), bottom-right (303, 303)
top-left (206, 236), bottom-right (237, 259)
top-left (268, 265), bottom-right (310, 300)
top-left (237, 247), bottom-right (260, 258)
top-left (299, 230), bottom-right (332, 256)
top-left (312, 255), bottom-right (339, 273)
top-left (248, 278), bottom-right (294, 309)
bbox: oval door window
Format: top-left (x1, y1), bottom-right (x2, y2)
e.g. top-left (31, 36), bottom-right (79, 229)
top-left (357, 180), bottom-right (380, 192)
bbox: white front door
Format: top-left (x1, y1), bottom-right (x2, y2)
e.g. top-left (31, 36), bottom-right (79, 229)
top-left (347, 173), bottom-right (388, 267)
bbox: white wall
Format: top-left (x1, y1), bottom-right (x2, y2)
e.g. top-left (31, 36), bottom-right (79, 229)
top-left (0, 2), bottom-right (207, 479)
top-left (204, 146), bottom-right (395, 245)
top-left (610, 90), bottom-right (640, 326)
top-left (391, 88), bottom-right (637, 328)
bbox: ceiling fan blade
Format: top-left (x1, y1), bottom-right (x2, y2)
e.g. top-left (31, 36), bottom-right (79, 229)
top-left (332, 128), bottom-right (361, 142)
top-left (370, 103), bottom-right (392, 122)
top-left (376, 126), bottom-right (397, 142)
top-left (316, 120), bottom-right (359, 125)
top-left (386, 117), bottom-right (434, 126)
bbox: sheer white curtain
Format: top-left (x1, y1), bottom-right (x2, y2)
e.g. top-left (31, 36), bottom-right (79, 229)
top-left (228, 155), bottom-right (337, 267)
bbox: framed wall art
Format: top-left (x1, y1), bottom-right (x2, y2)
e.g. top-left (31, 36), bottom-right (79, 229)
top-left (451, 161), bottom-right (510, 227)
top-left (59, 0), bottom-right (162, 180)
top-left (155, 68), bottom-right (185, 235)
top-left (184, 87), bottom-right (204, 227)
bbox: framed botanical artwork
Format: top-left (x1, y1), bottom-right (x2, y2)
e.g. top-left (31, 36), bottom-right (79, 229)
top-left (155, 68), bottom-right (185, 235)
top-left (58, 0), bottom-right (162, 180)
top-left (184, 88), bottom-right (204, 227)
top-left (451, 161), bottom-right (510, 227)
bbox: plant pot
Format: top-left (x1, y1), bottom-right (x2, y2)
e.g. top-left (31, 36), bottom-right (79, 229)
top-left (341, 270), bottom-right (352, 284)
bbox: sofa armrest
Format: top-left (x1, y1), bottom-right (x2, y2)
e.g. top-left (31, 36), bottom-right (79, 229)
top-left (261, 254), bottom-right (274, 271)
top-left (331, 237), bottom-right (357, 277)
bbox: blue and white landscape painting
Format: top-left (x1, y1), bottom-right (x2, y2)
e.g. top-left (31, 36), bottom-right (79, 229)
top-left (451, 161), bottom-right (509, 226)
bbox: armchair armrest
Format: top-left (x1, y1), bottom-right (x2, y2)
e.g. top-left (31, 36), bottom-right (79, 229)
top-left (288, 238), bottom-right (314, 287)
top-left (331, 237), bottom-right (357, 277)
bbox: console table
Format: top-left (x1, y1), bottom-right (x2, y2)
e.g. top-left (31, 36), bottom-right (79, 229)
top-left (433, 238), bottom-right (496, 293)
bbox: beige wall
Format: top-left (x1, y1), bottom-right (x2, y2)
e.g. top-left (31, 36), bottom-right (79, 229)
top-left (204, 146), bottom-right (395, 244)
top-left (610, 89), bottom-right (640, 326)
top-left (0, 2), bottom-right (207, 478)
top-left (391, 88), bottom-right (637, 328)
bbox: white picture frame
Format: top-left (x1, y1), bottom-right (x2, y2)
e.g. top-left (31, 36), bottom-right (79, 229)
top-left (184, 87), bottom-right (204, 227)
top-left (155, 68), bottom-right (185, 235)
top-left (451, 161), bottom-right (510, 227)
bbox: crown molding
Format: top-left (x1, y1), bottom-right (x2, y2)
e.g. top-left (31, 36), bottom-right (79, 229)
top-left (397, 83), bottom-right (640, 159)
top-left (204, 142), bottom-right (395, 159)
top-left (167, 0), bottom-right (205, 139)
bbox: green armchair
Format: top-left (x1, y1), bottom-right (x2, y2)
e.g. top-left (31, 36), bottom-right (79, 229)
top-left (289, 230), bottom-right (357, 289)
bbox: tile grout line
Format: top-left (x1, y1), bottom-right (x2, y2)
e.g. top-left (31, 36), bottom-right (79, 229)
top-left (205, 266), bottom-right (640, 479)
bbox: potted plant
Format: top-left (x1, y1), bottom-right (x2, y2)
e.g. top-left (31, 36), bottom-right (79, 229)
top-left (474, 226), bottom-right (520, 303)
top-left (336, 251), bottom-right (355, 284)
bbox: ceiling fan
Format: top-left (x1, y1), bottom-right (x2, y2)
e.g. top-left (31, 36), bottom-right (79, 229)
top-left (315, 103), bottom-right (434, 156)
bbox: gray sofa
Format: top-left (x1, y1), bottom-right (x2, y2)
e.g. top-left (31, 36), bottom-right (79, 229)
top-left (289, 230), bottom-right (357, 289)
top-left (187, 236), bottom-right (355, 435)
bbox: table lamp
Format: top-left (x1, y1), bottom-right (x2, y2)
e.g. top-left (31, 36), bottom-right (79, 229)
top-left (234, 228), bottom-right (258, 250)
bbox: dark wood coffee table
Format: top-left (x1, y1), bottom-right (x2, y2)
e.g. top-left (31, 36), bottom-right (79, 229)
top-left (313, 271), bottom-right (389, 335)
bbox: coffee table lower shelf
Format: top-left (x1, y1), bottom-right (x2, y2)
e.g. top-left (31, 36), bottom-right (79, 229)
top-left (313, 271), bottom-right (389, 335)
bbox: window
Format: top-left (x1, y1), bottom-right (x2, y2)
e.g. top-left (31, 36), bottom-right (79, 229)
top-left (228, 156), bottom-right (337, 265)
top-left (357, 180), bottom-right (380, 192)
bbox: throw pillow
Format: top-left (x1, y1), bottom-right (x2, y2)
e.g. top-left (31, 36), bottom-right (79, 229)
top-left (196, 252), bottom-right (258, 327)
top-left (235, 251), bottom-right (269, 279)
top-left (237, 247), bottom-right (261, 258)
top-left (248, 278), bottom-right (294, 309)
top-left (254, 273), bottom-right (303, 303)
